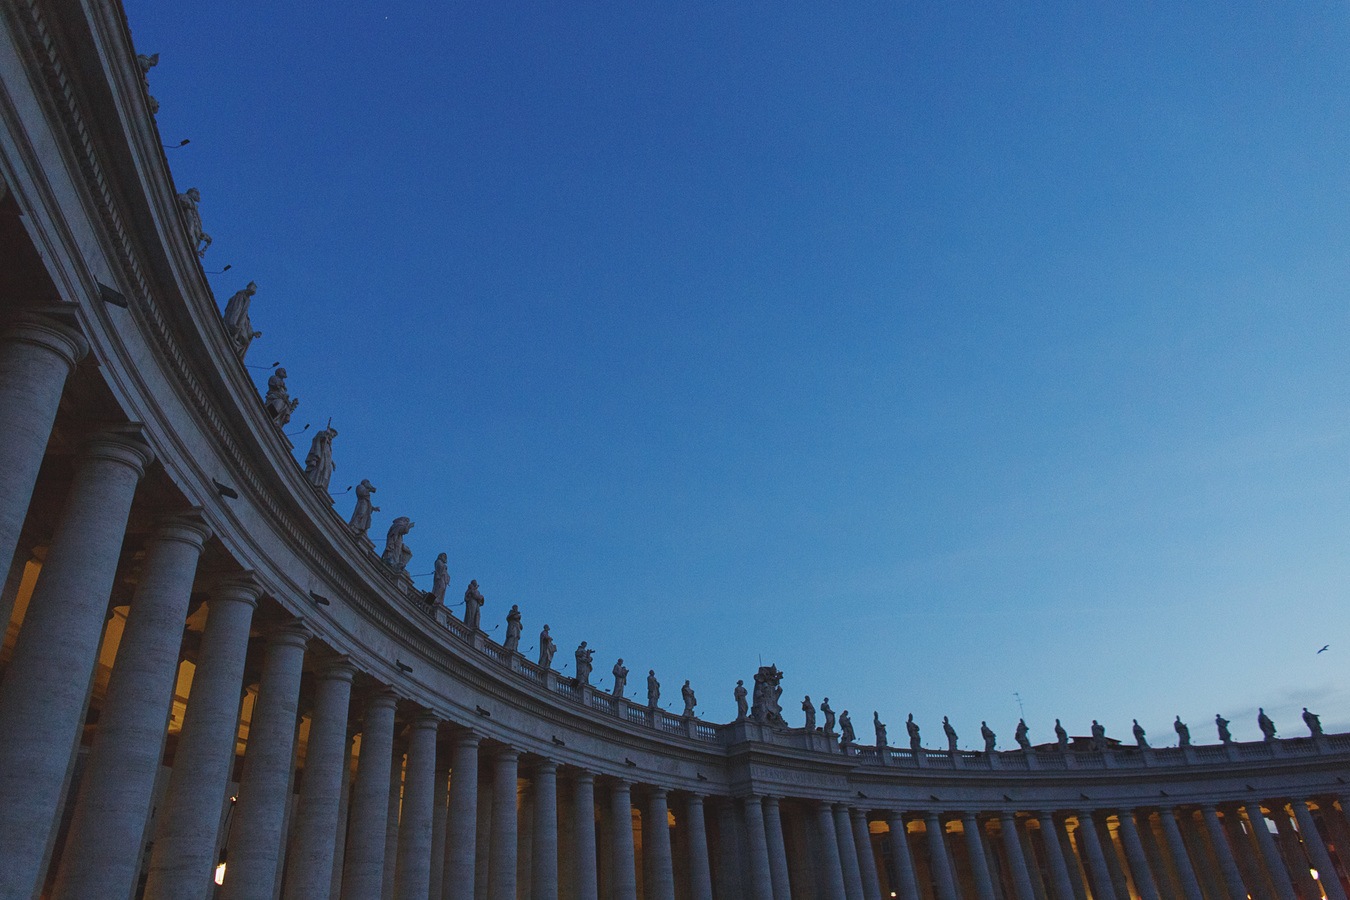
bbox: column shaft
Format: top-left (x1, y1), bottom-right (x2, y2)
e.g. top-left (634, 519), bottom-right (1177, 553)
top-left (1293, 801), bottom-right (1347, 900)
top-left (645, 789), bottom-right (676, 900)
top-left (999, 813), bottom-right (1037, 900)
top-left (961, 814), bottom-right (997, 900)
top-left (924, 813), bottom-right (959, 900)
top-left (572, 772), bottom-right (599, 900)
top-left (1157, 809), bottom-right (1203, 900)
top-left (764, 797), bottom-right (793, 900)
top-left (443, 733), bottom-right (481, 900)
top-left (1036, 814), bottom-right (1077, 900)
top-left (848, 810), bottom-right (881, 900)
top-left (736, 796), bottom-right (773, 900)
top-left (884, 813), bottom-right (921, 900)
top-left (1199, 807), bottom-right (1249, 900)
top-left (383, 752), bottom-right (403, 900)
top-left (488, 749), bottom-right (519, 900)
top-left (428, 754), bottom-right (449, 900)
top-left (608, 780), bottom-right (638, 900)
top-left (0, 431), bottom-right (152, 897)
top-left (394, 712), bottom-right (439, 900)
top-left (1245, 802), bottom-right (1297, 900)
top-left (683, 793), bottom-right (713, 900)
top-left (834, 805), bottom-right (866, 900)
top-left (51, 516), bottom-right (210, 900)
top-left (341, 691), bottom-right (398, 900)
top-left (329, 732), bottom-right (356, 900)
top-left (532, 762), bottom-right (559, 900)
top-left (813, 802), bottom-right (847, 900)
top-left (1113, 811), bottom-right (1159, 900)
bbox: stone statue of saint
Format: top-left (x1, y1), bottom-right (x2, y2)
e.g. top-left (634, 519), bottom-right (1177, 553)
top-left (431, 552), bottom-right (450, 605)
top-left (873, 712), bottom-right (887, 748)
top-left (221, 282), bottom-right (260, 358)
top-left (503, 604), bottom-right (522, 653)
top-left (839, 711), bottom-right (855, 747)
top-left (137, 52), bottom-right (160, 113)
top-left (1215, 713), bottom-right (1232, 744)
top-left (1303, 707), bottom-right (1324, 738)
top-left (1257, 708), bottom-right (1276, 742)
top-left (380, 516), bottom-right (413, 574)
top-left (176, 187), bottom-right (211, 256)
top-left (263, 366), bottom-right (298, 426)
top-left (750, 666), bottom-right (786, 725)
top-left (734, 680), bottom-right (748, 720)
top-left (574, 642), bottom-right (593, 685)
top-left (463, 579), bottom-right (484, 631)
top-left (646, 670), bottom-right (660, 709)
top-left (980, 721), bottom-right (996, 753)
top-left (681, 680), bottom-right (696, 717)
top-left (906, 713), bottom-right (921, 753)
top-left (1054, 718), bottom-right (1069, 750)
top-left (802, 696), bottom-right (816, 730)
top-left (538, 625), bottom-right (556, 668)
top-left (611, 659), bottom-right (628, 697)
top-left (304, 424), bottom-right (338, 492)
top-left (1174, 716), bottom-right (1191, 747)
top-left (348, 479), bottom-right (379, 537)
top-left (1132, 719), bottom-right (1148, 749)
top-left (1090, 720), bottom-right (1106, 751)
top-left (942, 716), bottom-right (958, 753)
top-left (820, 697), bottom-right (835, 734)
top-left (1014, 718), bottom-right (1031, 751)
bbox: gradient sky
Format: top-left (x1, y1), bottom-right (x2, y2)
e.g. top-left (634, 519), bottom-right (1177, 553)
top-left (128, 1), bottom-right (1350, 746)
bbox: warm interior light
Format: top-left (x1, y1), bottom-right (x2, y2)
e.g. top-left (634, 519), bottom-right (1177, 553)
top-left (1310, 868), bottom-right (1320, 880)
top-left (214, 863), bottom-right (227, 885)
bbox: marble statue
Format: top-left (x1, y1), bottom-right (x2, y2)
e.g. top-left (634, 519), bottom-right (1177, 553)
top-left (303, 424), bottom-right (338, 492)
top-left (136, 52), bottom-right (159, 112)
top-left (431, 552), bottom-right (449, 605)
top-left (802, 696), bottom-right (816, 730)
top-left (839, 711), bottom-right (855, 747)
top-left (1215, 713), bottom-right (1232, 744)
top-left (380, 516), bottom-right (413, 574)
top-left (1132, 719), bottom-right (1148, 749)
top-left (820, 698), bottom-right (835, 734)
top-left (263, 366), bottom-right (298, 426)
top-left (1014, 718), bottom-right (1030, 751)
top-left (538, 625), bottom-right (555, 668)
top-left (906, 714), bottom-right (921, 752)
top-left (221, 282), bottom-right (260, 358)
top-left (1174, 716), bottom-right (1191, 747)
top-left (463, 580), bottom-right (484, 631)
top-left (1257, 708), bottom-right (1276, 742)
top-left (1054, 718), bottom-right (1069, 751)
top-left (681, 680), bottom-right (696, 717)
top-left (734, 681), bottom-right (748, 720)
top-left (980, 721), bottom-right (996, 753)
top-left (348, 479), bottom-right (379, 537)
top-left (504, 604), bottom-right (522, 653)
top-left (873, 712), bottom-right (887, 748)
top-left (1303, 707), bottom-right (1324, 738)
top-left (575, 642), bottom-right (593, 685)
top-left (611, 659), bottom-right (628, 697)
top-left (1090, 720), bottom-right (1106, 751)
top-left (750, 665), bottom-right (786, 726)
top-left (176, 188), bottom-right (211, 256)
top-left (647, 670), bottom-right (660, 709)
top-left (943, 716), bottom-right (958, 752)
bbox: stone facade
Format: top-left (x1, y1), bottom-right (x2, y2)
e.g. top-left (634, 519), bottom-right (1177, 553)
top-left (0, 2), bottom-right (1348, 898)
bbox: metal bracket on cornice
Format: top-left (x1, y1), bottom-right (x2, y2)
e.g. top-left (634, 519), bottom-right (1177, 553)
top-left (212, 478), bottom-right (239, 499)
top-left (696, 773), bottom-right (707, 781)
top-left (625, 758), bottom-right (637, 767)
top-left (474, 705), bottom-right (491, 718)
top-left (929, 794), bottom-right (941, 803)
top-left (1002, 794), bottom-right (1013, 803)
top-left (97, 282), bottom-right (129, 308)
top-left (551, 735), bottom-right (565, 746)
top-left (857, 791), bottom-right (867, 799)
top-left (1159, 789), bottom-right (1169, 797)
top-left (395, 659), bottom-right (413, 673)
top-left (1079, 793), bottom-right (1090, 801)
top-left (1245, 784), bottom-right (1255, 791)
top-left (308, 591), bottom-right (331, 607)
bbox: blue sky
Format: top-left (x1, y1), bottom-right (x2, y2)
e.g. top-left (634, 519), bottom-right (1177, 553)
top-left (130, 1), bottom-right (1350, 745)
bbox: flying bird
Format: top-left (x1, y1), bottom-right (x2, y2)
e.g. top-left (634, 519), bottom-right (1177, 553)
top-left (1317, 645), bottom-right (1329, 654)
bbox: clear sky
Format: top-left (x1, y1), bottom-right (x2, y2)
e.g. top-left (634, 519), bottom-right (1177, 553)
top-left (129, 1), bottom-right (1350, 747)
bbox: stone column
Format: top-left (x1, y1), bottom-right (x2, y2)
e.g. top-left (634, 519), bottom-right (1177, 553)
top-left (1244, 802), bottom-right (1297, 900)
top-left (382, 752), bottom-right (403, 900)
top-left (341, 690), bottom-right (398, 900)
top-left (739, 795), bottom-right (775, 900)
top-left (0, 313), bottom-right (87, 580)
top-left (428, 750), bottom-right (449, 900)
top-left (142, 576), bottom-right (261, 899)
top-left (884, 813), bottom-right (921, 900)
top-left (443, 732), bottom-right (481, 900)
top-left (281, 660), bottom-right (356, 900)
top-left (834, 805), bottom-right (866, 900)
top-left (683, 793), bottom-right (713, 900)
top-left (923, 813), bottom-right (959, 900)
top-left (1293, 801), bottom-right (1347, 900)
top-left (1114, 811), bottom-right (1159, 900)
top-left (222, 623), bottom-right (310, 900)
top-left (0, 429), bottom-right (152, 897)
top-left (1036, 813), bottom-right (1076, 900)
top-left (393, 711), bottom-right (439, 900)
top-left (848, 809), bottom-right (880, 900)
top-left (329, 732), bottom-right (356, 900)
top-left (489, 748), bottom-right (519, 900)
top-left (765, 797), bottom-right (793, 900)
top-left (645, 788), bottom-right (676, 900)
top-left (1073, 812), bottom-right (1116, 900)
top-left (50, 514), bottom-right (210, 900)
top-left (532, 760), bottom-right (560, 900)
top-left (608, 779), bottom-right (638, 900)
top-left (812, 802), bottom-right (847, 900)
top-left (996, 813), bottom-right (1035, 900)
top-left (1199, 806), bottom-right (1249, 900)
top-left (960, 813), bottom-right (997, 900)
top-left (1156, 808), bottom-right (1203, 900)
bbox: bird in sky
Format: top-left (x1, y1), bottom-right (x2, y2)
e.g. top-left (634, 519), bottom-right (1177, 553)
top-left (1317, 645), bottom-right (1330, 654)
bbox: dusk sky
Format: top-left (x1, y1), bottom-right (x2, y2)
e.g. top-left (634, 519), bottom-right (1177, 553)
top-left (129, 1), bottom-right (1350, 746)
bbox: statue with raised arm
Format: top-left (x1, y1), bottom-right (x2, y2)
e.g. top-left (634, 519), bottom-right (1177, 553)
top-left (1014, 718), bottom-right (1031, 751)
top-left (380, 515), bottom-right (413, 574)
top-left (463, 579), bottom-right (484, 631)
top-left (873, 712), bottom-right (888, 748)
top-left (222, 281), bottom-right (260, 358)
top-left (1090, 720), bottom-right (1106, 751)
top-left (980, 721), bottom-right (996, 753)
top-left (431, 552), bottom-right (450, 605)
top-left (802, 696), bottom-right (816, 730)
top-left (611, 659), bottom-right (628, 697)
top-left (263, 366), bottom-right (298, 426)
top-left (538, 625), bottom-right (556, 668)
top-left (1215, 714), bottom-right (1232, 744)
top-left (647, 670), bottom-right (660, 709)
top-left (348, 479), bottom-right (379, 537)
top-left (1174, 716), bottom-right (1191, 747)
top-left (1257, 708), bottom-right (1276, 742)
top-left (503, 604), bottom-right (522, 653)
top-left (681, 680), bottom-right (696, 717)
top-left (734, 680), bottom-right (748, 720)
top-left (304, 424), bottom-right (338, 491)
top-left (1132, 719), bottom-right (1148, 749)
top-left (1054, 718), bottom-right (1069, 751)
top-left (1303, 707), bottom-right (1324, 737)
top-left (177, 187), bottom-right (211, 256)
top-left (906, 714), bottom-right (921, 752)
top-left (839, 711), bottom-right (855, 748)
top-left (942, 716), bottom-right (958, 753)
top-left (820, 697), bottom-right (835, 734)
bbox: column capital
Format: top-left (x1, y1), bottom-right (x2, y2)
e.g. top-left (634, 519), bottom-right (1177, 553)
top-left (211, 572), bottom-right (264, 608)
top-left (648, 786), bottom-right (667, 799)
top-left (315, 656), bottom-right (357, 683)
top-left (534, 758), bottom-right (558, 775)
top-left (494, 746), bottom-right (519, 762)
top-left (149, 509), bottom-right (213, 549)
top-left (264, 620), bottom-right (311, 649)
top-left (452, 728), bottom-right (481, 748)
top-left (2, 311), bottom-right (89, 368)
top-left (79, 426), bottom-right (155, 475)
top-left (361, 686), bottom-right (399, 711)
top-left (410, 708), bottom-right (440, 729)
